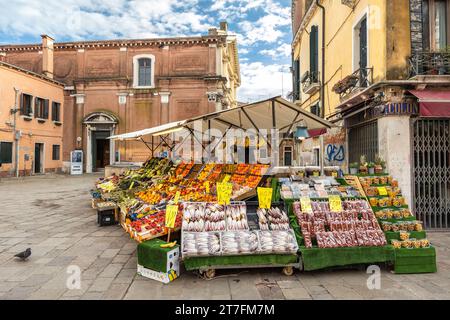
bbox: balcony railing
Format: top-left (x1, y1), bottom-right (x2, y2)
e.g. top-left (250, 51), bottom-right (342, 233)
top-left (301, 71), bottom-right (320, 95)
top-left (409, 51), bottom-right (450, 77)
top-left (332, 67), bottom-right (373, 100)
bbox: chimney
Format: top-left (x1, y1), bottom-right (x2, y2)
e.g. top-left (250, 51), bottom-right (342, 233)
top-left (41, 35), bottom-right (54, 79)
top-left (220, 21), bottom-right (228, 33)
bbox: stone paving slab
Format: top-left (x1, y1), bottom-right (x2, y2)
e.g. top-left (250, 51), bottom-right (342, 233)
top-left (0, 174), bottom-right (450, 300)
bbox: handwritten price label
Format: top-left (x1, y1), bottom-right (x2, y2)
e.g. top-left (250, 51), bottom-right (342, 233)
top-left (204, 181), bottom-right (210, 194)
top-left (217, 182), bottom-right (233, 205)
top-left (165, 205), bottom-right (178, 229)
top-left (313, 172), bottom-right (320, 177)
top-left (377, 187), bottom-right (388, 196)
top-left (257, 187), bottom-right (273, 209)
top-left (329, 195), bottom-right (343, 213)
top-left (300, 196), bottom-right (313, 213)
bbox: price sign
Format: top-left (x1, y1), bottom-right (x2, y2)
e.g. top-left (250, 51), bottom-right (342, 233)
top-left (313, 172), bottom-right (320, 177)
top-left (300, 196), bottom-right (313, 213)
top-left (217, 182), bottom-right (232, 205)
top-left (257, 187), bottom-right (273, 209)
top-left (377, 187), bottom-right (388, 196)
top-left (204, 181), bottom-right (210, 194)
top-left (329, 195), bottom-right (343, 213)
top-left (173, 191), bottom-right (181, 204)
top-left (223, 174), bottom-right (231, 183)
top-left (165, 205), bottom-right (178, 229)
top-left (332, 172), bottom-right (338, 178)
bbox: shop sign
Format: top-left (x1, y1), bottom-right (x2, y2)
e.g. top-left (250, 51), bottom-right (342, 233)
top-left (257, 187), bottom-right (273, 209)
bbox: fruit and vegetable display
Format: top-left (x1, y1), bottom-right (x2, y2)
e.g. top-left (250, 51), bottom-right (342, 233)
top-left (181, 202), bottom-right (298, 258)
top-left (361, 173), bottom-right (432, 251)
top-left (279, 179), bottom-right (361, 200)
top-left (293, 199), bottom-right (387, 249)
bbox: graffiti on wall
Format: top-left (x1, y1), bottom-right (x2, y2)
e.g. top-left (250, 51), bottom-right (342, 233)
top-left (323, 128), bottom-right (346, 166)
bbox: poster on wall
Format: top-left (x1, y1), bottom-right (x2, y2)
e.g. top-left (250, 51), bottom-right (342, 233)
top-left (70, 150), bottom-right (83, 175)
top-left (323, 128), bottom-right (346, 167)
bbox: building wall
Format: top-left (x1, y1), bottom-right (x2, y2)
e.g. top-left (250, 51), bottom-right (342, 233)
top-left (1, 31), bottom-right (240, 171)
top-left (378, 116), bottom-right (413, 208)
top-left (0, 65), bottom-right (64, 177)
top-left (292, 0), bottom-right (411, 117)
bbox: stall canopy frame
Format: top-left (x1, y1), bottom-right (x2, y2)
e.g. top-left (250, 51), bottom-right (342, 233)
top-left (108, 96), bottom-right (335, 157)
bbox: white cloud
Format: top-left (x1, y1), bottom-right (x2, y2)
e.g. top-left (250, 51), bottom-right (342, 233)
top-left (260, 43), bottom-right (291, 60)
top-left (238, 62), bottom-right (292, 103)
top-left (0, 0), bottom-right (211, 40)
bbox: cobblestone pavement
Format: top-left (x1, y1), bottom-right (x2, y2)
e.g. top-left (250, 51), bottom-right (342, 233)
top-left (0, 174), bottom-right (450, 300)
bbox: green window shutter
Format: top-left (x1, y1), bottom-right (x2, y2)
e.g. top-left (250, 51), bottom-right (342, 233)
top-left (0, 142), bottom-right (13, 164)
top-left (310, 25), bottom-right (319, 82)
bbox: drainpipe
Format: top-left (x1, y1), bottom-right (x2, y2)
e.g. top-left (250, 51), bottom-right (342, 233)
top-left (316, 0), bottom-right (326, 118)
top-left (13, 88), bottom-right (20, 178)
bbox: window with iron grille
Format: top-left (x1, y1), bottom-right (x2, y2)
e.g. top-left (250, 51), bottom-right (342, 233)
top-left (348, 121), bottom-right (378, 163)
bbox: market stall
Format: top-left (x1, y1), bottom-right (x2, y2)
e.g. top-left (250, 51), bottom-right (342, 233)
top-left (89, 97), bottom-right (436, 283)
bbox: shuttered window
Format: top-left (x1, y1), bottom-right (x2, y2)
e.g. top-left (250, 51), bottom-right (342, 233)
top-left (20, 94), bottom-right (33, 116)
top-left (35, 98), bottom-right (49, 119)
top-left (310, 25), bottom-right (319, 83)
top-left (292, 58), bottom-right (301, 101)
top-left (52, 102), bottom-right (61, 122)
top-left (0, 142), bottom-right (13, 164)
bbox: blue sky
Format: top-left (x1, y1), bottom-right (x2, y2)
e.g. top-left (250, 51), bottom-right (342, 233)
top-left (0, 0), bottom-right (293, 102)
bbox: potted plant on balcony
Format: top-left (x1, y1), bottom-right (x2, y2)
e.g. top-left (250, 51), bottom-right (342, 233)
top-left (374, 155), bottom-right (386, 174)
top-left (349, 162), bottom-right (359, 175)
top-left (359, 155), bottom-right (368, 175)
top-left (367, 162), bottom-right (375, 175)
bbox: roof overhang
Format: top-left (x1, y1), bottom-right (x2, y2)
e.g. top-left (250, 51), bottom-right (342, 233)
top-left (108, 96), bottom-right (335, 141)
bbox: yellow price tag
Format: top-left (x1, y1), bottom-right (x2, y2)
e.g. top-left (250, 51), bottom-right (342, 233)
top-left (165, 205), bottom-right (178, 229)
top-left (332, 172), bottom-right (338, 178)
top-left (300, 196), bottom-right (313, 213)
top-left (313, 172), bottom-right (320, 177)
top-left (173, 191), bottom-right (181, 204)
top-left (223, 174), bottom-right (231, 183)
top-left (377, 187), bottom-right (388, 196)
top-left (204, 181), bottom-right (210, 194)
top-left (217, 182), bottom-right (232, 205)
top-left (329, 195), bottom-right (343, 213)
top-left (257, 187), bottom-right (273, 209)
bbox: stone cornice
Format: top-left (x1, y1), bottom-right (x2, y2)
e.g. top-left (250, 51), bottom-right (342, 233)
top-left (0, 35), bottom-right (228, 52)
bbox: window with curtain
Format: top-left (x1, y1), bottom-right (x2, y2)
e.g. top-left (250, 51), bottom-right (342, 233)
top-left (138, 58), bottom-right (152, 87)
top-left (434, 0), bottom-right (448, 50)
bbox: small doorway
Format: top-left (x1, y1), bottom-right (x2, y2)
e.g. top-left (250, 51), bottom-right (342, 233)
top-left (92, 131), bottom-right (111, 171)
top-left (284, 146), bottom-right (293, 166)
top-left (34, 143), bottom-right (44, 174)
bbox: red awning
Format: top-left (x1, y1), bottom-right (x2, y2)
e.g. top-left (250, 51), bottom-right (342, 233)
top-left (410, 90), bottom-right (450, 117)
top-left (308, 128), bottom-right (327, 138)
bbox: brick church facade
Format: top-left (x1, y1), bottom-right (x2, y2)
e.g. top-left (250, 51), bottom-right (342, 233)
top-left (0, 22), bottom-right (240, 172)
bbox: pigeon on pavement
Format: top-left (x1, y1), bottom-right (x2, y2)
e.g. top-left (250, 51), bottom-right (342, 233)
top-left (14, 248), bottom-right (31, 261)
